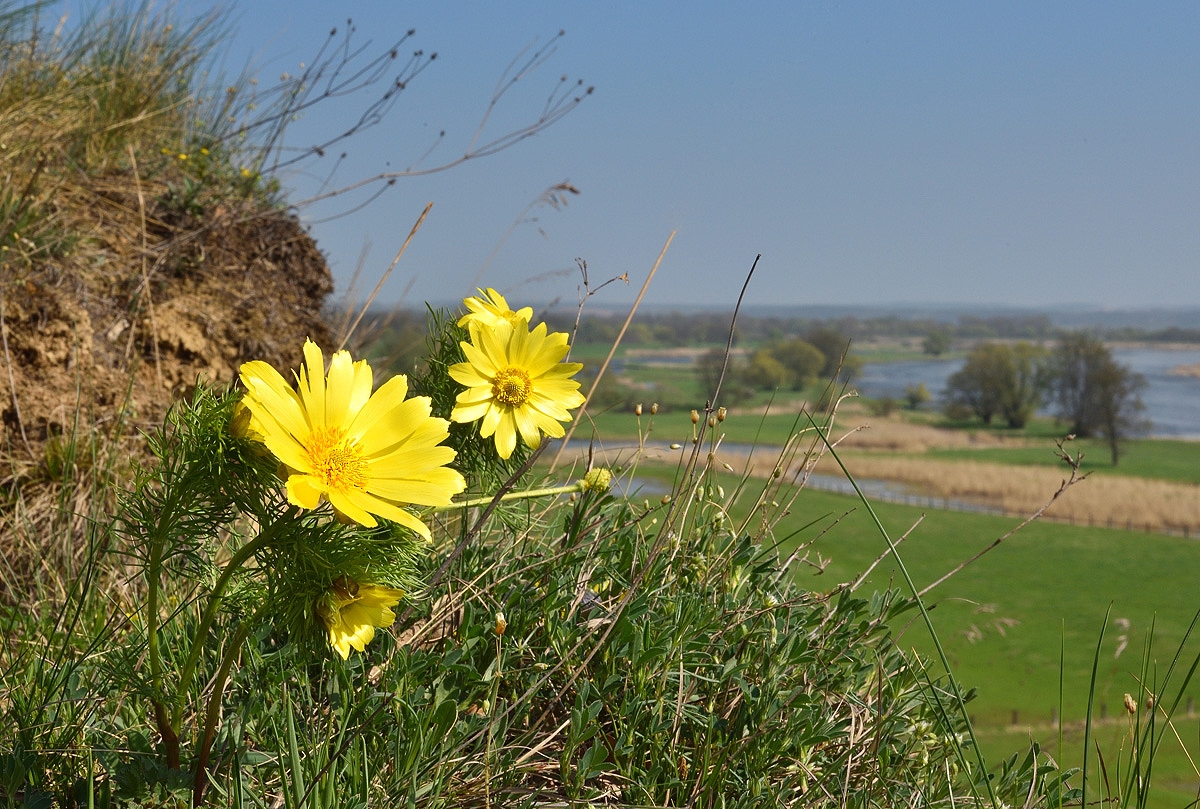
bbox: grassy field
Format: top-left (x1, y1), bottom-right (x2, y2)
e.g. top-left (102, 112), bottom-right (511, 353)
top-left (629, 462), bottom-right (1200, 805)
top-left (928, 436), bottom-right (1200, 484)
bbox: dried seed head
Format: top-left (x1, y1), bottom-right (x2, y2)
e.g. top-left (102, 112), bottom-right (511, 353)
top-left (1124, 693), bottom-right (1137, 714)
top-left (634, 402), bottom-right (643, 416)
top-left (650, 402), bottom-right (659, 415)
top-left (717, 406), bottom-right (727, 422)
top-left (690, 409), bottom-right (700, 424)
top-left (495, 612), bottom-right (507, 636)
top-left (707, 416), bottom-right (716, 428)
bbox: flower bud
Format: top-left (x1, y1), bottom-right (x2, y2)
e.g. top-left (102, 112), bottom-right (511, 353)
top-left (690, 409), bottom-right (700, 424)
top-left (582, 467), bottom-right (613, 493)
top-left (707, 416), bottom-right (716, 428)
top-left (650, 402), bottom-right (659, 415)
top-left (1124, 693), bottom-right (1137, 714)
top-left (717, 406), bottom-right (727, 422)
top-left (634, 402), bottom-right (643, 416)
top-left (495, 612), bottom-right (507, 636)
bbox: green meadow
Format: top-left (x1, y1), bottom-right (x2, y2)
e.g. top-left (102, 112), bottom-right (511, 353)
top-left (632, 461), bottom-right (1200, 806)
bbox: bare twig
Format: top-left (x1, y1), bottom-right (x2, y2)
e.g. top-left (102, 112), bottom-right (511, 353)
top-left (469, 180), bottom-right (579, 293)
top-left (917, 436), bottom-right (1088, 598)
top-left (849, 514), bottom-right (925, 593)
top-left (547, 232), bottom-right (674, 473)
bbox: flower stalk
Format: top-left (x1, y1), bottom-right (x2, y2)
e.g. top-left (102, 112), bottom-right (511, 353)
top-left (436, 468), bottom-right (611, 512)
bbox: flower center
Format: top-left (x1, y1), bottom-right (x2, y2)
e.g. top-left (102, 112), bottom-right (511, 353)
top-left (492, 367), bottom-right (532, 407)
top-left (306, 427), bottom-right (368, 491)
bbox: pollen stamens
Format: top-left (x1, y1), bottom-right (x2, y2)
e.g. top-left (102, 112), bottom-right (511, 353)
top-left (492, 367), bottom-right (532, 407)
top-left (306, 426), bottom-right (368, 491)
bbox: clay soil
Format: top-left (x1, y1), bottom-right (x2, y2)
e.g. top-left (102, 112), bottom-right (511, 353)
top-left (1, 189), bottom-right (333, 466)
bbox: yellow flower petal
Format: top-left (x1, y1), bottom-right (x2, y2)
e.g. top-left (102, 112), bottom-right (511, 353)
top-left (298, 339), bottom-right (327, 428)
top-left (237, 341), bottom-right (462, 530)
top-left (448, 315), bottom-right (584, 458)
top-left (321, 582), bottom-right (403, 658)
top-left (286, 475), bottom-right (324, 509)
top-left (239, 361), bottom-right (309, 438)
top-left (458, 288), bottom-right (534, 329)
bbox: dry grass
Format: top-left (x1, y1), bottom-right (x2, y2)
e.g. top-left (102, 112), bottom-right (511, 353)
top-left (823, 412), bottom-right (1031, 452)
top-left (823, 454), bottom-right (1200, 532)
top-left (692, 440), bottom-right (1200, 533)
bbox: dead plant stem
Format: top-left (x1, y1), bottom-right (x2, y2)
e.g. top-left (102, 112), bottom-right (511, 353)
top-left (337, 202), bottom-right (432, 351)
top-left (548, 231), bottom-right (674, 473)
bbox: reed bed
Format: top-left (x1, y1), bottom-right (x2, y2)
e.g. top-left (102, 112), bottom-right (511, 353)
top-left (707, 446), bottom-right (1200, 533)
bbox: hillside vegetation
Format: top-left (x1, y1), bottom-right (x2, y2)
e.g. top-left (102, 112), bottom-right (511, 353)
top-left (3, 5), bottom-right (1198, 808)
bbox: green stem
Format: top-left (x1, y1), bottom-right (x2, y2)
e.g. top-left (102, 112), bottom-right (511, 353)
top-left (171, 515), bottom-right (288, 730)
top-left (145, 531), bottom-right (180, 768)
top-left (192, 615), bottom-right (257, 807)
top-left (434, 481), bottom-right (587, 512)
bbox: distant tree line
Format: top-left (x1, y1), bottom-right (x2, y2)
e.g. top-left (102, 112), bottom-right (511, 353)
top-left (540, 310), bottom-right (1066, 346)
top-left (358, 306), bottom-right (1200, 359)
top-left (944, 332), bottom-right (1147, 464)
top-left (695, 325), bottom-right (864, 402)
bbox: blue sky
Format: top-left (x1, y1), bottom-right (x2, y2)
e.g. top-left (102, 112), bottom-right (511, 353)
top-left (163, 1), bottom-right (1200, 312)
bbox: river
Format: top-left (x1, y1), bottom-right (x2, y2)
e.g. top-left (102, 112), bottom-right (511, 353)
top-left (855, 347), bottom-right (1200, 439)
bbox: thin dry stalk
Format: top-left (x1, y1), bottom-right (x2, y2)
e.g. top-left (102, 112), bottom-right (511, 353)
top-left (917, 438), bottom-right (1086, 597)
top-left (336, 201), bottom-right (432, 351)
top-left (548, 231), bottom-right (674, 472)
top-left (126, 144), bottom-right (162, 388)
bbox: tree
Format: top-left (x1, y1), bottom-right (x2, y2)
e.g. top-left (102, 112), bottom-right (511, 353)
top-left (922, 328), bottom-right (953, 356)
top-left (1047, 332), bottom-right (1147, 464)
top-left (741, 349), bottom-right (792, 390)
top-left (944, 343), bottom-right (1010, 424)
top-left (998, 342), bottom-right (1045, 429)
top-left (943, 342), bottom-right (1046, 428)
top-left (696, 347), bottom-right (730, 397)
top-left (804, 326), bottom-right (863, 381)
top-left (767, 338), bottom-right (825, 390)
top-left (904, 382), bottom-right (931, 410)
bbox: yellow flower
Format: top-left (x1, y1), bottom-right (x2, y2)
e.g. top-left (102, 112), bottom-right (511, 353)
top-left (319, 579), bottom-right (403, 659)
top-left (238, 339), bottom-right (465, 536)
top-left (449, 320), bottom-right (585, 459)
top-left (457, 288), bottom-right (534, 330)
top-left (230, 400), bottom-right (267, 442)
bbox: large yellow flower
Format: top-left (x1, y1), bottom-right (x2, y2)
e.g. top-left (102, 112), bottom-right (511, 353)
top-left (449, 319), bottom-right (586, 459)
top-left (318, 579), bottom-right (403, 659)
top-left (238, 339), bottom-right (465, 536)
top-left (457, 287), bottom-right (534, 330)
